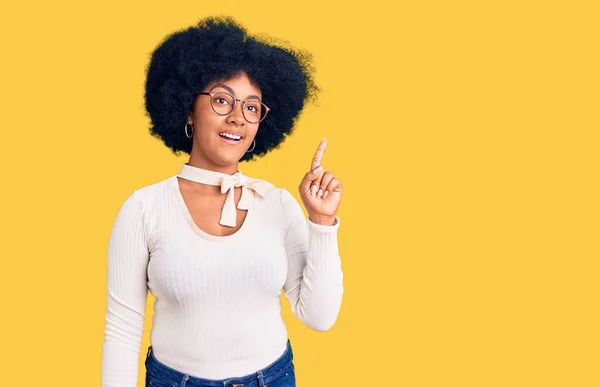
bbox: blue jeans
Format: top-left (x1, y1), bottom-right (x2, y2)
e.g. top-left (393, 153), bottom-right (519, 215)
top-left (144, 340), bottom-right (296, 387)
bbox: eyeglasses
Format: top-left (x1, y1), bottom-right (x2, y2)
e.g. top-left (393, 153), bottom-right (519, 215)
top-left (197, 91), bottom-right (271, 124)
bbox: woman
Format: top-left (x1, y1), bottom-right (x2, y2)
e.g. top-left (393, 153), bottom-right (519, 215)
top-left (102, 16), bottom-right (344, 387)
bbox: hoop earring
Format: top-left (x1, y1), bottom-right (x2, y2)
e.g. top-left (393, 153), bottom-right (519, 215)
top-left (246, 139), bottom-right (256, 153)
top-left (184, 123), bottom-right (193, 139)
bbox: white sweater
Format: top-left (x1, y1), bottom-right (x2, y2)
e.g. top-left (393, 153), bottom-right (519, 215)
top-left (101, 173), bottom-right (344, 386)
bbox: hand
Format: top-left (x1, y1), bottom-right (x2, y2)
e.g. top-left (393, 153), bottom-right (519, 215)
top-left (299, 138), bottom-right (343, 226)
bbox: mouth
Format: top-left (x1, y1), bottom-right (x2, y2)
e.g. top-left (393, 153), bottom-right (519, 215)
top-left (218, 131), bottom-right (244, 144)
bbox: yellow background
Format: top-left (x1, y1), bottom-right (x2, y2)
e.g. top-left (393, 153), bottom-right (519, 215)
top-left (1, 0), bottom-right (598, 386)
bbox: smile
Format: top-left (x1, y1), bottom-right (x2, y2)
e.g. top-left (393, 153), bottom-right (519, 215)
top-left (218, 132), bottom-right (243, 143)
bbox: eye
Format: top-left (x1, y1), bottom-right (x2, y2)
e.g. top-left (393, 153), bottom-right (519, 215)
top-left (215, 97), bottom-right (229, 105)
top-left (244, 102), bottom-right (262, 114)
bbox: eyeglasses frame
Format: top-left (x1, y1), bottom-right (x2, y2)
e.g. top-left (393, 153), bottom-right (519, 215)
top-left (197, 91), bottom-right (271, 124)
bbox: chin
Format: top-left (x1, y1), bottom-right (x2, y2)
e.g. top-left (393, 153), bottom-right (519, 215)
top-left (212, 153), bottom-right (244, 166)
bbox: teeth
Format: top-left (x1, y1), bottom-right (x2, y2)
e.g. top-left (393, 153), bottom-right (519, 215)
top-left (220, 133), bottom-right (241, 140)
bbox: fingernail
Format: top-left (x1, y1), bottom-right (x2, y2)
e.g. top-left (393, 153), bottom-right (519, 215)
top-left (317, 189), bottom-right (323, 198)
top-left (311, 185), bottom-right (318, 195)
top-left (324, 190), bottom-right (329, 198)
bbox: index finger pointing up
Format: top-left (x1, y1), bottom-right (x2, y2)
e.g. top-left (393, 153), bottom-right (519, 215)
top-left (311, 138), bottom-right (328, 170)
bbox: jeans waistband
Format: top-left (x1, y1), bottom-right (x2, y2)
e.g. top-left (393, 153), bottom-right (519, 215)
top-left (145, 340), bottom-right (293, 387)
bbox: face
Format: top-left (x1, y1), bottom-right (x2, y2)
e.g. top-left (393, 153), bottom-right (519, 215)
top-left (187, 72), bottom-right (262, 171)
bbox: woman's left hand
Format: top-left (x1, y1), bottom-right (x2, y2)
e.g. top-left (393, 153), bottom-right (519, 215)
top-left (299, 138), bottom-right (343, 226)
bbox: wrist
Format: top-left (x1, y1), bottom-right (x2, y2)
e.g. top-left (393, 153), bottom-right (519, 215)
top-left (309, 214), bottom-right (337, 226)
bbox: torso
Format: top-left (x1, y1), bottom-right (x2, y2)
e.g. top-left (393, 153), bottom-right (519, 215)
top-left (176, 177), bottom-right (248, 237)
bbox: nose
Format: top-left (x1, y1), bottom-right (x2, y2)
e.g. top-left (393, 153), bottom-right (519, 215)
top-left (226, 100), bottom-right (245, 126)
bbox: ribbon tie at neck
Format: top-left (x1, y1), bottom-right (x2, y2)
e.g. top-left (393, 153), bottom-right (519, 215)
top-left (177, 163), bottom-right (274, 228)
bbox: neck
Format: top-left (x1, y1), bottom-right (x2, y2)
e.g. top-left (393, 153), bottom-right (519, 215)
top-left (188, 149), bottom-right (239, 175)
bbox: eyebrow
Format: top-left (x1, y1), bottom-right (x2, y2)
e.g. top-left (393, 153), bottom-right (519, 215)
top-left (211, 83), bottom-right (262, 101)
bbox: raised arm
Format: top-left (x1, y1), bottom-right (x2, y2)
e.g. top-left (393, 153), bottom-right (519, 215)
top-left (281, 138), bottom-right (345, 331)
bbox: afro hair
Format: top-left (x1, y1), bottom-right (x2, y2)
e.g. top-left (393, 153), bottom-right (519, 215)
top-left (144, 16), bottom-right (319, 161)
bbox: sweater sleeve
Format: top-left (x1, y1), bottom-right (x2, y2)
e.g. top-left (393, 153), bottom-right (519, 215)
top-left (102, 190), bottom-right (150, 387)
top-left (280, 188), bottom-right (344, 332)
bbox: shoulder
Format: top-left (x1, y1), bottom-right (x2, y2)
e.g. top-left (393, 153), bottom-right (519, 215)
top-left (245, 175), bottom-right (304, 222)
top-left (114, 176), bottom-right (175, 237)
top-left (130, 175), bottom-right (176, 205)
top-left (250, 177), bottom-right (296, 208)
top-left (262, 184), bottom-right (305, 225)
top-left (113, 176), bottom-right (175, 225)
